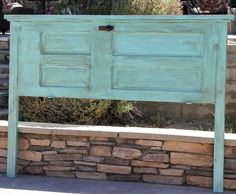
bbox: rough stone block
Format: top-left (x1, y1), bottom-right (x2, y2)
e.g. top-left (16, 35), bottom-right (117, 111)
top-left (83, 155), bottom-right (104, 163)
top-left (44, 154), bottom-right (82, 161)
top-left (43, 166), bottom-right (75, 171)
top-left (42, 151), bottom-right (57, 155)
top-left (159, 169), bottom-right (184, 176)
top-left (97, 164), bottom-right (131, 174)
top-left (133, 167), bottom-right (158, 174)
top-left (51, 141), bottom-right (66, 148)
top-left (75, 171), bottom-right (107, 180)
top-left (24, 166), bottom-right (44, 175)
top-left (77, 165), bottom-right (96, 172)
top-left (224, 179), bottom-right (236, 190)
top-left (112, 147), bottom-right (142, 159)
top-left (59, 147), bottom-right (89, 154)
top-left (135, 140), bottom-right (163, 147)
top-left (74, 161), bottom-right (97, 166)
top-left (0, 163), bottom-right (6, 172)
top-left (107, 174), bottom-right (141, 181)
top-left (48, 161), bottom-right (74, 166)
top-left (225, 146), bottom-right (236, 158)
top-left (104, 157), bottom-right (130, 166)
top-left (90, 146), bottom-right (112, 157)
top-left (170, 152), bottom-right (213, 167)
top-left (131, 160), bottom-right (169, 168)
top-left (45, 170), bottom-right (75, 178)
top-left (162, 141), bottom-right (213, 155)
top-left (19, 139), bottom-right (30, 150)
top-left (186, 175), bottom-right (212, 188)
top-left (0, 149), bottom-right (7, 157)
top-left (142, 153), bottom-right (169, 163)
top-left (18, 150), bottom-right (42, 162)
top-left (30, 139), bottom-right (50, 146)
top-left (143, 174), bottom-right (185, 185)
top-left (67, 141), bottom-right (90, 147)
top-left (225, 158), bottom-right (236, 170)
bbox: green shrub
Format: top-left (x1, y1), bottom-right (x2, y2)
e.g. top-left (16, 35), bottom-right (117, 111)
top-left (111, 0), bottom-right (182, 15)
top-left (19, 97), bottom-right (142, 125)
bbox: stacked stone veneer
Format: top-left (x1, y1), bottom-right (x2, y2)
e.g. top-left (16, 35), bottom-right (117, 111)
top-left (0, 121), bottom-right (236, 190)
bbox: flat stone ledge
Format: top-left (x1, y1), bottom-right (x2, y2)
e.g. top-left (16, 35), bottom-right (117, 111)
top-left (0, 120), bottom-right (236, 145)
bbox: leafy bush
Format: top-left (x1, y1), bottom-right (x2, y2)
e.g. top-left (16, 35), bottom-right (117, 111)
top-left (51, 0), bottom-right (182, 15)
top-left (111, 0), bottom-right (182, 15)
top-left (19, 97), bottom-right (142, 125)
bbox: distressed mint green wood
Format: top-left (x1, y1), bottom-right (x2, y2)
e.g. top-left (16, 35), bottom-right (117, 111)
top-left (5, 15), bottom-right (233, 192)
top-left (213, 22), bottom-right (228, 193)
top-left (7, 22), bottom-right (20, 177)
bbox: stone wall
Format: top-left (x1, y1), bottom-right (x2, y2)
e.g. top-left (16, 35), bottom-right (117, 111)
top-left (0, 121), bottom-right (236, 190)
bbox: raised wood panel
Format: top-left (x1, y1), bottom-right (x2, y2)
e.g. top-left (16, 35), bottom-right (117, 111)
top-left (40, 55), bottom-right (91, 88)
top-left (113, 32), bottom-right (204, 57)
top-left (112, 67), bottom-right (202, 92)
top-left (41, 32), bottom-right (91, 54)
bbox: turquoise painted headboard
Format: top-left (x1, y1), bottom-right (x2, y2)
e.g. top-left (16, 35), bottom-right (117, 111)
top-left (5, 15), bottom-right (233, 192)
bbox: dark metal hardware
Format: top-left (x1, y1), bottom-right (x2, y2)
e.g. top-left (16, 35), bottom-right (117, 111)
top-left (98, 25), bottom-right (114, 31)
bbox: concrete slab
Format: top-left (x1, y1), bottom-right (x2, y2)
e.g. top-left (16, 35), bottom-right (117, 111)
top-left (0, 174), bottom-right (234, 194)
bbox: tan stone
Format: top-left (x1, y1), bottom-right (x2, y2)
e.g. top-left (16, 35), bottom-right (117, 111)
top-left (43, 166), bottom-right (75, 171)
top-left (159, 169), bottom-right (185, 176)
top-left (0, 149), bottom-right (7, 157)
top-left (105, 157), bottom-right (130, 166)
top-left (76, 172), bottom-right (107, 180)
top-left (131, 160), bottom-right (169, 168)
top-left (89, 137), bottom-right (109, 141)
top-left (24, 166), bottom-right (44, 175)
top-left (45, 171), bottom-right (75, 178)
top-left (0, 163), bottom-right (6, 172)
top-left (44, 154), bottom-right (82, 161)
top-left (77, 165), bottom-right (96, 172)
top-left (224, 179), bottom-right (236, 190)
top-left (42, 151), bottom-right (57, 155)
top-left (30, 139), bottom-right (50, 146)
top-left (30, 161), bottom-right (48, 166)
top-left (143, 175), bottom-right (185, 185)
top-left (67, 141), bottom-right (90, 147)
top-left (74, 161), bottom-right (96, 166)
top-left (19, 139), bottom-right (30, 150)
top-left (83, 156), bottom-right (104, 163)
top-left (150, 147), bottom-right (162, 150)
top-left (48, 161), bottom-right (74, 166)
top-left (51, 141), bottom-right (65, 148)
top-left (133, 167), bottom-right (158, 174)
top-left (0, 157), bottom-right (6, 163)
top-left (107, 174), bottom-right (141, 181)
top-left (59, 147), bottom-right (89, 154)
top-left (0, 138), bottom-right (7, 149)
top-left (162, 141), bottom-right (213, 155)
top-left (90, 146), bottom-right (111, 157)
top-left (135, 140), bottom-right (163, 147)
top-left (112, 147), bottom-right (142, 159)
top-left (225, 146), bottom-right (236, 158)
top-left (142, 153), bottom-right (169, 163)
top-left (186, 175), bottom-right (212, 188)
top-left (18, 150), bottom-right (42, 162)
top-left (170, 153), bottom-right (213, 167)
top-left (97, 164), bottom-right (131, 174)
top-left (225, 158), bottom-right (236, 170)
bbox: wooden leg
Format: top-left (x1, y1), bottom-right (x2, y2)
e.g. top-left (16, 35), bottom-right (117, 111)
top-left (7, 93), bottom-right (19, 177)
top-left (213, 95), bottom-right (225, 192)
